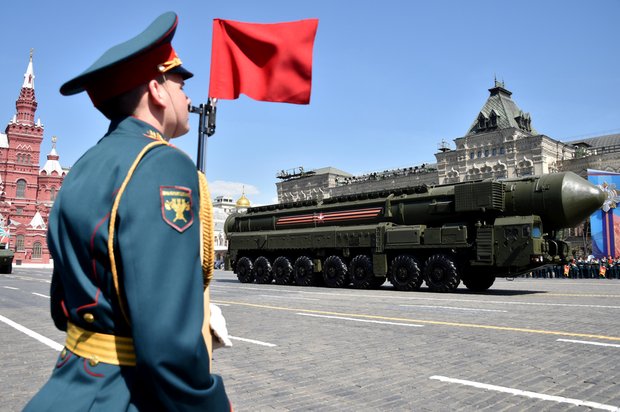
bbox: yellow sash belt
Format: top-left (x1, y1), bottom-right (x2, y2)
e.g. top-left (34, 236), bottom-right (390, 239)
top-left (65, 322), bottom-right (136, 366)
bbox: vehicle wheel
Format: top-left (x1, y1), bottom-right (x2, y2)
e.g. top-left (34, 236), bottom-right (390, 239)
top-left (323, 255), bottom-right (349, 288)
top-left (423, 254), bottom-right (460, 292)
top-left (254, 256), bottom-right (273, 284)
top-left (462, 273), bottom-right (495, 291)
top-left (350, 255), bottom-right (375, 289)
top-left (235, 257), bottom-right (254, 283)
top-left (273, 256), bottom-right (294, 285)
top-left (294, 256), bottom-right (315, 286)
top-left (388, 255), bottom-right (422, 291)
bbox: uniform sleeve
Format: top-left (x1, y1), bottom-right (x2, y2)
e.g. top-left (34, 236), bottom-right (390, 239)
top-left (116, 146), bottom-right (230, 411)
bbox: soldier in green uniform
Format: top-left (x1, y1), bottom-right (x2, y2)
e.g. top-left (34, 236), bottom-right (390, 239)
top-left (24, 12), bottom-right (231, 411)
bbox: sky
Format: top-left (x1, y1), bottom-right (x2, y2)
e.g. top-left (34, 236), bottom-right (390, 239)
top-left (2, 0), bottom-right (619, 206)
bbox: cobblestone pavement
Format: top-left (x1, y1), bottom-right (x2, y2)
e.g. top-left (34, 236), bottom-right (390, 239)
top-left (2, 268), bottom-right (620, 411)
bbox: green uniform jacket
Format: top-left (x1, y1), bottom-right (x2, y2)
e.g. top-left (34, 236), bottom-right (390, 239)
top-left (25, 117), bottom-right (230, 411)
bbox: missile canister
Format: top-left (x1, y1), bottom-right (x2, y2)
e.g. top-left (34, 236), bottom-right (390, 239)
top-left (225, 172), bottom-right (604, 293)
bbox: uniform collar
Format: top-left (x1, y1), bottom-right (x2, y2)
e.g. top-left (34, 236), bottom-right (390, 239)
top-left (106, 116), bottom-right (168, 142)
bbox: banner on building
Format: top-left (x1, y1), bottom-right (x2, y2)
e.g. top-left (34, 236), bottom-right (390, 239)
top-left (588, 169), bottom-right (620, 258)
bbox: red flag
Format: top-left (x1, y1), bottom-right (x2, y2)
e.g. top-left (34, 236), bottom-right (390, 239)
top-left (209, 18), bottom-right (318, 104)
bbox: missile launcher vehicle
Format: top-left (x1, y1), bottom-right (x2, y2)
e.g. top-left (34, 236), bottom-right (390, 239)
top-left (224, 171), bottom-right (605, 292)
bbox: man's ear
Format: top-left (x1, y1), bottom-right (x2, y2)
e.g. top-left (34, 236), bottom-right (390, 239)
top-left (147, 79), bottom-right (166, 108)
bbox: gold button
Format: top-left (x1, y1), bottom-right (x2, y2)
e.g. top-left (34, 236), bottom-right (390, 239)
top-left (60, 348), bottom-right (67, 359)
top-left (89, 356), bottom-right (99, 367)
top-left (83, 313), bottom-right (95, 323)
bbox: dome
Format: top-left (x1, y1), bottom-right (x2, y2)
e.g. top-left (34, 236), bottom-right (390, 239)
top-left (236, 193), bottom-right (251, 208)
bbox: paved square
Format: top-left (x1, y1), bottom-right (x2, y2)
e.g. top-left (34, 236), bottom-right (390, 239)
top-left (2, 268), bottom-right (620, 411)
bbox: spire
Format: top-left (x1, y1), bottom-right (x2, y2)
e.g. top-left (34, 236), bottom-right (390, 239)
top-left (49, 135), bottom-right (58, 157)
top-left (489, 76), bottom-right (511, 97)
top-left (22, 49), bottom-right (35, 89)
top-left (14, 49), bottom-right (38, 126)
top-left (41, 136), bottom-right (63, 175)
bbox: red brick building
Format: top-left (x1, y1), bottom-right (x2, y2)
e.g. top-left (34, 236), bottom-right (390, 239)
top-left (0, 52), bottom-right (65, 264)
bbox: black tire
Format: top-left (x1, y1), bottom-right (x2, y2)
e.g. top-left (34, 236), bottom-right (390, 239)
top-left (388, 255), bottom-right (423, 291)
top-left (294, 256), bottom-right (315, 286)
top-left (323, 255), bottom-right (349, 288)
top-left (0, 264), bottom-right (10, 274)
top-left (235, 256), bottom-right (255, 283)
top-left (254, 256), bottom-right (273, 284)
top-left (423, 254), bottom-right (460, 292)
top-left (462, 273), bottom-right (495, 292)
top-left (350, 255), bottom-right (375, 289)
top-left (273, 256), bottom-right (294, 285)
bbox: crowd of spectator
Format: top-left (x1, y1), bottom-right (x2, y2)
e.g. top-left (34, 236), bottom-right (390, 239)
top-left (528, 256), bottom-right (620, 279)
top-left (335, 164), bottom-right (437, 186)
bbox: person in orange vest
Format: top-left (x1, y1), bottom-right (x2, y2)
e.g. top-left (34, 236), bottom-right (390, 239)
top-left (600, 256), bottom-right (612, 278)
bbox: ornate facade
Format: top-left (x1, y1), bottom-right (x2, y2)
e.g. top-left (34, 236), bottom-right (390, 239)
top-left (274, 80), bottom-right (619, 257)
top-left (436, 80), bottom-right (573, 183)
top-left (0, 52), bottom-right (66, 264)
top-left (276, 80), bottom-right (615, 202)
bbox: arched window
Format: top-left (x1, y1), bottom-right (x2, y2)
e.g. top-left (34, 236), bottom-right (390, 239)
top-left (33, 242), bottom-right (42, 259)
top-left (50, 187), bottom-right (57, 201)
top-left (16, 179), bottom-right (27, 198)
top-left (16, 235), bottom-right (25, 251)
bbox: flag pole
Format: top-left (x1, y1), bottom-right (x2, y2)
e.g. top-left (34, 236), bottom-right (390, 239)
top-left (189, 97), bottom-right (217, 172)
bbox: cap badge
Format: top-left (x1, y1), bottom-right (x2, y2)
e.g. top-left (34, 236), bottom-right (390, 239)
top-left (158, 57), bottom-right (183, 73)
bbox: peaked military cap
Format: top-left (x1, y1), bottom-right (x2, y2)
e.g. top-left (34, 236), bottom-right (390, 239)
top-left (60, 11), bottom-right (193, 106)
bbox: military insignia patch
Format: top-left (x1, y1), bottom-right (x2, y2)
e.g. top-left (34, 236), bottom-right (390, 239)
top-left (160, 186), bottom-right (193, 232)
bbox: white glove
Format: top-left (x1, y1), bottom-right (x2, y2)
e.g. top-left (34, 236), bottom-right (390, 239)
top-left (210, 303), bottom-right (232, 349)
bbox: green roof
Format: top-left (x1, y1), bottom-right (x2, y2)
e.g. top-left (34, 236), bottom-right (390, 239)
top-left (466, 81), bottom-right (537, 136)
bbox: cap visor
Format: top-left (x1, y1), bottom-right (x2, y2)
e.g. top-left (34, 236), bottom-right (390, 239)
top-left (168, 66), bottom-right (193, 80)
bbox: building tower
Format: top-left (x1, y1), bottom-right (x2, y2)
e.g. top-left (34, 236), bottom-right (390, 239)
top-left (39, 136), bottom-right (65, 206)
top-left (0, 51), bottom-right (65, 264)
top-left (435, 79), bottom-right (573, 184)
